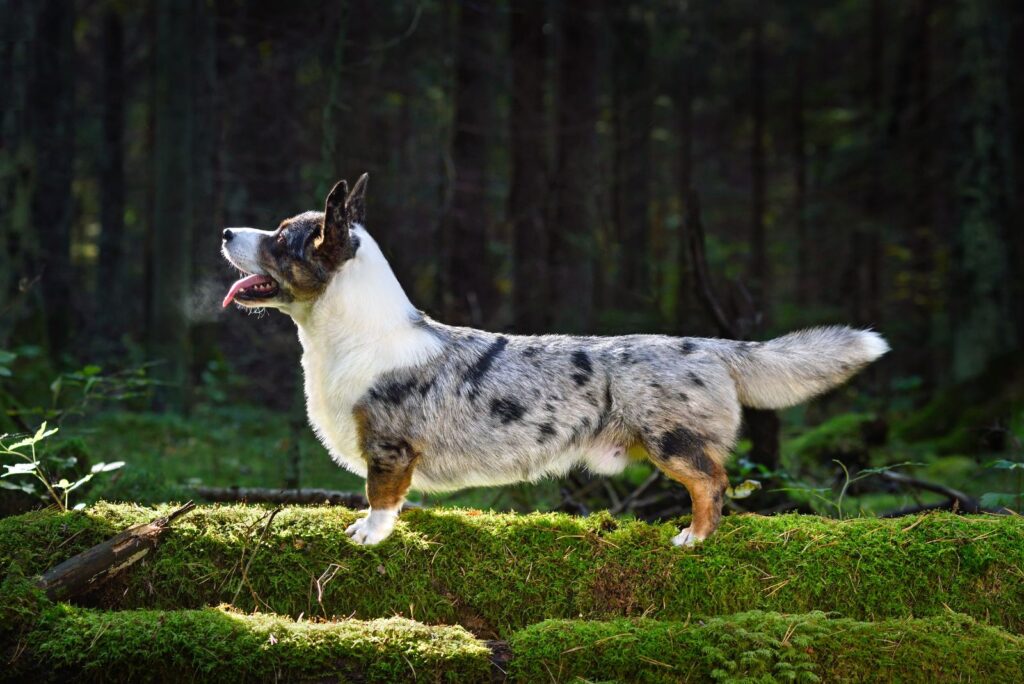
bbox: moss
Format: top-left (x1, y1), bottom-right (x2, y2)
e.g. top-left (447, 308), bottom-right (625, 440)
top-left (6, 604), bottom-right (491, 683)
top-left (509, 612), bottom-right (1024, 683)
top-left (2, 504), bottom-right (1023, 638)
top-left (0, 564), bottom-right (49, 635)
top-left (782, 413), bottom-right (879, 468)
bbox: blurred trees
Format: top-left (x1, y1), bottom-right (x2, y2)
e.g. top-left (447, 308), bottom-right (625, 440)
top-left (0, 0), bottom-right (1022, 415)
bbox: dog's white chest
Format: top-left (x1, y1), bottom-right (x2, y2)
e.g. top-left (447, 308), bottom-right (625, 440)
top-left (300, 348), bottom-right (373, 478)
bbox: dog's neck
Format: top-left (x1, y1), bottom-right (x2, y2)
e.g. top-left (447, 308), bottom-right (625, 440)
top-left (290, 225), bottom-right (444, 367)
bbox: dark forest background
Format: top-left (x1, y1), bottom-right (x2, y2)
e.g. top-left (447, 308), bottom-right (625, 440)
top-left (1, 0), bottom-right (1023, 518)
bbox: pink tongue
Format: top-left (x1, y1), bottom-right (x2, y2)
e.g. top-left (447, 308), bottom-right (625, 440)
top-left (223, 274), bottom-right (274, 308)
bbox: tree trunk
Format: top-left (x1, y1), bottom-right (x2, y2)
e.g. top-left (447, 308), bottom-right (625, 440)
top-left (0, 0), bottom-right (34, 345)
top-left (675, 17), bottom-right (697, 328)
top-left (149, 0), bottom-right (196, 411)
top-left (550, 0), bottom-right (599, 333)
top-left (793, 39), bottom-right (810, 306)
top-left (610, 5), bottom-right (653, 307)
top-left (29, 0), bottom-right (75, 357)
top-left (853, 0), bottom-right (885, 327)
top-left (509, 0), bottom-right (548, 333)
top-left (749, 17), bottom-right (768, 312)
top-left (444, 0), bottom-right (498, 327)
top-left (96, 9), bottom-right (126, 345)
top-left (951, 0), bottom-right (1017, 380)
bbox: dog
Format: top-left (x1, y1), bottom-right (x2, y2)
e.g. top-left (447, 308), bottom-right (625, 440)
top-left (221, 175), bottom-right (889, 546)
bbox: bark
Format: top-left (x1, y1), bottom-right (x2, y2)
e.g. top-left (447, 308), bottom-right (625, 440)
top-left (444, 0), bottom-right (498, 326)
top-left (35, 502), bottom-right (195, 602)
top-left (549, 0), bottom-right (599, 333)
top-left (610, 5), bottom-right (653, 306)
top-left (28, 0), bottom-right (75, 356)
top-left (508, 0), bottom-right (549, 333)
top-left (749, 17), bottom-right (768, 311)
top-left (793, 40), bottom-right (810, 306)
top-left (675, 19), bottom-right (697, 327)
top-left (96, 9), bottom-right (126, 340)
top-left (853, 0), bottom-right (885, 327)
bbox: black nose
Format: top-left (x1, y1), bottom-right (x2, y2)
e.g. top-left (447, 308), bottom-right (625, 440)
top-left (222, 229), bottom-right (233, 242)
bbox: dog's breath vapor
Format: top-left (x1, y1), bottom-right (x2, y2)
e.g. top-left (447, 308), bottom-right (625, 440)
top-left (221, 174), bottom-right (889, 547)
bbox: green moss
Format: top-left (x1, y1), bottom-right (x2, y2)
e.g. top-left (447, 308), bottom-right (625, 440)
top-left (2, 504), bottom-right (1023, 637)
top-left (0, 564), bottom-right (48, 636)
top-left (7, 604), bottom-right (490, 683)
top-left (509, 612), bottom-right (1024, 683)
top-left (782, 413), bottom-right (877, 467)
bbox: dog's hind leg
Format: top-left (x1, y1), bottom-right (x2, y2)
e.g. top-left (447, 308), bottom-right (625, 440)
top-left (645, 429), bottom-right (729, 546)
top-left (346, 440), bottom-right (418, 546)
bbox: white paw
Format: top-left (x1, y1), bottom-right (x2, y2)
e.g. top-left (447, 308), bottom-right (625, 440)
top-left (345, 509), bottom-right (397, 546)
top-left (671, 527), bottom-right (703, 547)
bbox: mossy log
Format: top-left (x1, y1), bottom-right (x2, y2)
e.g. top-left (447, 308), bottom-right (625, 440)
top-left (2, 504), bottom-right (1022, 639)
top-left (2, 591), bottom-right (1021, 683)
top-left (509, 612), bottom-right (1024, 683)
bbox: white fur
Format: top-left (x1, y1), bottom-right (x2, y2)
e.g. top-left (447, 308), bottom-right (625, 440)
top-left (345, 506), bottom-right (399, 545)
top-left (221, 227), bottom-right (271, 275)
top-left (291, 226), bottom-right (444, 481)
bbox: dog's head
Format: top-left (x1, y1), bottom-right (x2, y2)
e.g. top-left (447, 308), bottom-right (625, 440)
top-left (221, 174), bottom-right (367, 310)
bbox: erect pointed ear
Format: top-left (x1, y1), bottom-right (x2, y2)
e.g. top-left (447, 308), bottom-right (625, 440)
top-left (316, 179), bottom-right (351, 251)
top-left (344, 173), bottom-right (368, 226)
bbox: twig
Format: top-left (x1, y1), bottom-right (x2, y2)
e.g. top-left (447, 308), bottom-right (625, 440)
top-left (878, 471), bottom-right (979, 513)
top-left (609, 470), bottom-right (662, 515)
top-left (231, 507), bottom-right (283, 607)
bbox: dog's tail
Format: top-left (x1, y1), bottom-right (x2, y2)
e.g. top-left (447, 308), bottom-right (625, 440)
top-left (706, 326), bottom-right (889, 410)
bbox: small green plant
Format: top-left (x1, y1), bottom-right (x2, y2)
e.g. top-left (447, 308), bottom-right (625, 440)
top-left (0, 422), bottom-right (123, 511)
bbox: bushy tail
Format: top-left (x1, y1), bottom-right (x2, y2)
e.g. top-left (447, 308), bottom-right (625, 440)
top-left (708, 326), bottom-right (889, 409)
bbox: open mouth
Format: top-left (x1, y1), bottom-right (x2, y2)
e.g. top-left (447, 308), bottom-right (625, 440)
top-left (222, 273), bottom-right (279, 308)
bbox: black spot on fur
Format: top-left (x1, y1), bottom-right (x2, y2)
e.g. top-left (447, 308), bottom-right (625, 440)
top-left (676, 392), bottom-right (689, 402)
top-left (464, 336), bottom-right (508, 398)
top-left (658, 426), bottom-right (702, 456)
top-left (418, 377), bottom-right (436, 397)
top-left (594, 380), bottom-right (613, 435)
top-left (537, 422), bottom-right (557, 443)
top-left (571, 350), bottom-right (593, 386)
top-left (370, 378), bottom-right (417, 406)
top-left (523, 346), bottom-right (540, 357)
top-left (649, 382), bottom-right (662, 390)
top-left (679, 340), bottom-right (697, 354)
top-left (490, 397), bottom-right (526, 425)
top-left (688, 371), bottom-right (705, 388)
top-left (544, 403), bottom-right (555, 413)
top-left (658, 427), bottom-right (715, 475)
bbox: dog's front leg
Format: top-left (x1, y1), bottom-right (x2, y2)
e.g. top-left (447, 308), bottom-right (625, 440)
top-left (346, 441), bottom-right (417, 546)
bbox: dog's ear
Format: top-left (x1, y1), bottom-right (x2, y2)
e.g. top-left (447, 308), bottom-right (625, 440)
top-left (345, 173), bottom-right (368, 226)
top-left (316, 179), bottom-right (351, 252)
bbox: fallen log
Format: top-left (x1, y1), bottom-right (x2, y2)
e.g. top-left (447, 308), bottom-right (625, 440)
top-left (192, 485), bottom-right (421, 510)
top-left (194, 485), bottom-right (370, 508)
top-left (2, 600), bottom-right (1021, 683)
top-left (4, 503), bottom-right (1022, 636)
top-left (34, 501), bottom-right (195, 602)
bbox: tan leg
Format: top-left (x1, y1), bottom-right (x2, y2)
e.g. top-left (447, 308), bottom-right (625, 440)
top-left (346, 442), bottom-right (418, 546)
top-left (648, 443), bottom-right (729, 546)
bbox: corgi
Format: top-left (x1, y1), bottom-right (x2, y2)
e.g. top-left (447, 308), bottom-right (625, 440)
top-left (221, 175), bottom-right (888, 546)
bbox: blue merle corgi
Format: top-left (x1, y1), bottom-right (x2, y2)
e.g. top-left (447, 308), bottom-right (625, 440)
top-left (221, 175), bottom-right (888, 546)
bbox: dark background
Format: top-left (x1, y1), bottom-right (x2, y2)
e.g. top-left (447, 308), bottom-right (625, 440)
top-left (1, 0), bottom-right (1022, 517)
